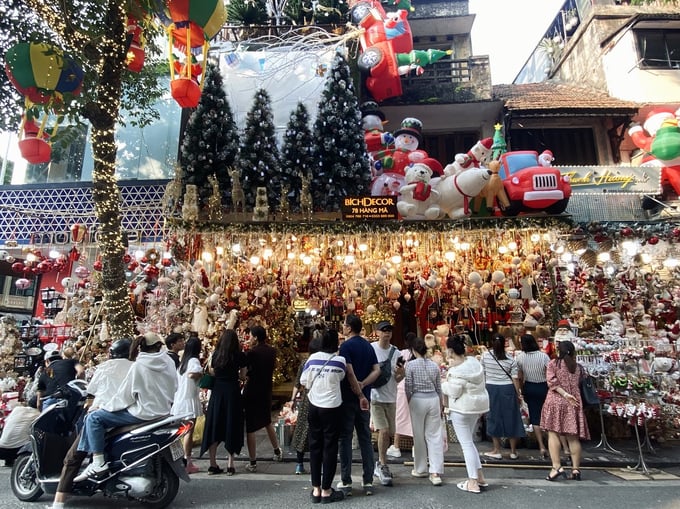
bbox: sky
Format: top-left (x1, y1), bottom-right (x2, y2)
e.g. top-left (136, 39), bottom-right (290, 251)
top-left (469, 0), bottom-right (565, 84)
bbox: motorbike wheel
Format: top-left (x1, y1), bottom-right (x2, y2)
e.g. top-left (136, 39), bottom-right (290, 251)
top-left (140, 461), bottom-right (179, 509)
top-left (10, 454), bottom-right (44, 502)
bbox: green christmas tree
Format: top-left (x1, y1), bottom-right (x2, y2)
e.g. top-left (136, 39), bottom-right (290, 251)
top-left (491, 122), bottom-right (507, 160)
top-left (180, 63), bottom-right (239, 209)
top-left (236, 88), bottom-right (282, 209)
top-left (281, 102), bottom-right (315, 212)
top-left (312, 52), bottom-right (371, 212)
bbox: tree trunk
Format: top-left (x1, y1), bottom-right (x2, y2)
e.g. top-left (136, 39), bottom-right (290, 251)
top-left (85, 0), bottom-right (136, 338)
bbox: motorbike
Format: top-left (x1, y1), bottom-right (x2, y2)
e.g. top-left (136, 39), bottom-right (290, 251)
top-left (10, 379), bottom-right (193, 509)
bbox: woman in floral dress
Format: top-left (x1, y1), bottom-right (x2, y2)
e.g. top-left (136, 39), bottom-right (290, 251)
top-left (540, 340), bottom-right (590, 482)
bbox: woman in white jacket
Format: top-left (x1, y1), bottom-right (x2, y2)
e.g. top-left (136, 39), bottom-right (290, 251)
top-left (442, 335), bottom-right (490, 494)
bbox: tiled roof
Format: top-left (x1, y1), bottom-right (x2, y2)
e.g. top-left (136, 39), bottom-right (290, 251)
top-left (493, 82), bottom-right (640, 114)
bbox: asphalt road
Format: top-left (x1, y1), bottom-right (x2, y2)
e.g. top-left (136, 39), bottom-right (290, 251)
top-left (1, 461), bottom-right (679, 509)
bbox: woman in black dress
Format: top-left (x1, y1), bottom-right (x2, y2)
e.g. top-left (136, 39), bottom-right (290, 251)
top-left (200, 329), bottom-right (247, 475)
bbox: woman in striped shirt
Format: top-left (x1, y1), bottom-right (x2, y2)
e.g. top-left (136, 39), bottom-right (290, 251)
top-left (480, 334), bottom-right (526, 460)
top-left (516, 334), bottom-right (550, 458)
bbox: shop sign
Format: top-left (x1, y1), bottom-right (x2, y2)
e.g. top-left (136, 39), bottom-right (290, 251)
top-left (561, 166), bottom-right (661, 194)
top-left (341, 196), bottom-right (398, 220)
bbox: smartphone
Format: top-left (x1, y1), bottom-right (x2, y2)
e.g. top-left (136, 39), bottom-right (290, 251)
top-left (397, 356), bottom-right (405, 367)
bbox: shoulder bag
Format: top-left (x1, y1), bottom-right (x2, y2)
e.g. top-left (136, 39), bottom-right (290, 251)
top-left (579, 365), bottom-right (599, 407)
top-left (199, 354), bottom-right (215, 390)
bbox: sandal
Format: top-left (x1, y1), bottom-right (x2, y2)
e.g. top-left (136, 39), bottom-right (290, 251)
top-left (570, 469), bottom-right (582, 481)
top-left (456, 480), bottom-right (481, 494)
top-left (546, 468), bottom-right (565, 481)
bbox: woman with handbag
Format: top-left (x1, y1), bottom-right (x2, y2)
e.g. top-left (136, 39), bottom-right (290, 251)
top-left (480, 334), bottom-right (526, 460)
top-left (442, 334), bottom-right (490, 494)
top-left (540, 340), bottom-right (591, 481)
top-left (516, 333), bottom-right (550, 458)
top-left (301, 329), bottom-right (347, 503)
top-left (200, 329), bottom-right (247, 475)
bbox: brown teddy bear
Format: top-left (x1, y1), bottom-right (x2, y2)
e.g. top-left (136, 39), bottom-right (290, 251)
top-left (474, 160), bottom-right (510, 212)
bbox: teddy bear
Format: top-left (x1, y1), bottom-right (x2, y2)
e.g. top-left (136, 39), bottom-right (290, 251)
top-left (474, 160), bottom-right (510, 212)
top-left (523, 299), bottom-right (545, 328)
top-left (397, 163), bottom-right (441, 219)
top-left (182, 184), bottom-right (199, 221)
top-left (431, 166), bottom-right (491, 219)
top-left (443, 137), bottom-right (493, 176)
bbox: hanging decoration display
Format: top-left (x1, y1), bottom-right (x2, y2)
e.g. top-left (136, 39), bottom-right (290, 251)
top-left (4, 42), bottom-right (84, 164)
top-left (162, 0), bottom-right (228, 108)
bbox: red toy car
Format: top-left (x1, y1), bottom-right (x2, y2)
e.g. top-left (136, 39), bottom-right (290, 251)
top-left (498, 150), bottom-right (572, 216)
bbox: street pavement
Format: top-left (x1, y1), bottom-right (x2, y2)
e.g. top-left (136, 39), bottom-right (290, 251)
top-left (1, 428), bottom-right (679, 509)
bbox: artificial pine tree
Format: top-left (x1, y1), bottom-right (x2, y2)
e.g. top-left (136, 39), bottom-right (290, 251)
top-left (180, 63), bottom-right (239, 210)
top-left (236, 88), bottom-right (282, 209)
top-left (312, 52), bottom-right (371, 212)
top-left (281, 102), bottom-right (315, 212)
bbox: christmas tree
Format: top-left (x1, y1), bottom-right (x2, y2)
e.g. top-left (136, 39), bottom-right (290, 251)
top-left (281, 102), bottom-right (315, 213)
top-left (179, 63), bottom-right (239, 210)
top-left (312, 52), bottom-right (371, 212)
top-left (236, 88), bottom-right (282, 210)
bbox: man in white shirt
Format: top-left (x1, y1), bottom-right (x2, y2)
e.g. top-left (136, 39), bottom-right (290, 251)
top-left (371, 320), bottom-right (405, 487)
top-left (73, 333), bottom-right (177, 482)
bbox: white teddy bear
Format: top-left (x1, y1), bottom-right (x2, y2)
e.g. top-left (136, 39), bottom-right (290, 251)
top-left (397, 163), bottom-right (441, 219)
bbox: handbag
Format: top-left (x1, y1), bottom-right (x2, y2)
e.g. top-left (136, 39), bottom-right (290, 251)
top-left (579, 365), bottom-right (599, 407)
top-left (199, 355), bottom-right (215, 390)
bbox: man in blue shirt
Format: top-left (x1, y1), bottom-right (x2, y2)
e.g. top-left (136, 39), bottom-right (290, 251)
top-left (336, 314), bottom-right (380, 497)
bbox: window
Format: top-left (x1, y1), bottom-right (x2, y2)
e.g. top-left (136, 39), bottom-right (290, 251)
top-left (636, 29), bottom-right (680, 69)
top-left (508, 128), bottom-right (598, 165)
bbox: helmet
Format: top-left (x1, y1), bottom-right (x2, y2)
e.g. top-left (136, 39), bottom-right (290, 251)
top-left (109, 338), bottom-right (132, 359)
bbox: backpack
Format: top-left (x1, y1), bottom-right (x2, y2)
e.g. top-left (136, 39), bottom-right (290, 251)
top-left (373, 346), bottom-right (397, 388)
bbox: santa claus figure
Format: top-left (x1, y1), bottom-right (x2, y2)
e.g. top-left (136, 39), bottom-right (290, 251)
top-left (554, 319), bottom-right (575, 344)
top-left (361, 101), bottom-right (394, 154)
top-left (445, 137), bottom-right (493, 176)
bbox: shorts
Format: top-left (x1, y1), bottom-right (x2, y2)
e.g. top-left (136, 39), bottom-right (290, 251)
top-left (370, 401), bottom-right (396, 434)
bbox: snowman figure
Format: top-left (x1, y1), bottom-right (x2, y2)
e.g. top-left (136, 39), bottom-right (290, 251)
top-left (361, 101), bottom-right (394, 154)
top-left (376, 117), bottom-right (428, 176)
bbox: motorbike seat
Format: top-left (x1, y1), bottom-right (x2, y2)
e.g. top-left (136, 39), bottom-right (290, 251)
top-left (105, 415), bottom-right (167, 439)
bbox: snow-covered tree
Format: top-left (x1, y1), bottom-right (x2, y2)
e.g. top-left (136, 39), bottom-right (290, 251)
top-left (311, 52), bottom-right (371, 211)
top-left (180, 63), bottom-right (239, 210)
top-left (236, 88), bottom-right (282, 209)
top-left (280, 102), bottom-right (315, 212)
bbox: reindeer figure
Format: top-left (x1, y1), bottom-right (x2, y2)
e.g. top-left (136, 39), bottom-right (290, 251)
top-left (207, 174), bottom-right (223, 222)
top-left (299, 172), bottom-right (313, 220)
top-left (228, 167), bottom-right (245, 214)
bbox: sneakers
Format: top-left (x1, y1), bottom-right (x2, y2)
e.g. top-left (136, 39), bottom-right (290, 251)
top-left (411, 470), bottom-right (428, 478)
top-left (185, 461), bottom-right (200, 474)
top-left (386, 445), bottom-right (401, 458)
top-left (273, 449), bottom-right (283, 462)
top-left (374, 461), bottom-right (393, 486)
top-left (362, 483), bottom-right (373, 496)
top-left (336, 481), bottom-right (352, 496)
top-left (295, 463), bottom-right (305, 475)
top-left (73, 461), bottom-right (109, 482)
top-left (245, 463), bottom-right (257, 473)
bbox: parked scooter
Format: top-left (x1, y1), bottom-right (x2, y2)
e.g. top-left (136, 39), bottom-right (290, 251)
top-left (10, 379), bottom-right (193, 508)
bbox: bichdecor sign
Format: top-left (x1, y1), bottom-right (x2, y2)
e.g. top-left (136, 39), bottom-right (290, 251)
top-left (561, 166), bottom-right (661, 194)
top-left (341, 196), bottom-right (398, 220)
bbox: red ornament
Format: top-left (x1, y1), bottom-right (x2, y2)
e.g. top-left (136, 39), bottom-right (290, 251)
top-left (621, 226), bottom-right (633, 237)
top-left (123, 253), bottom-right (132, 263)
top-left (93, 260), bottom-right (103, 271)
top-left (71, 223), bottom-right (87, 243)
top-left (648, 236), bottom-right (660, 245)
top-left (161, 258), bottom-right (172, 267)
top-left (11, 262), bottom-right (24, 273)
top-left (129, 282), bottom-right (137, 289)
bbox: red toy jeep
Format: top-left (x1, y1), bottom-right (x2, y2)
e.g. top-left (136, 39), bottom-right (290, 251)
top-left (499, 150), bottom-right (572, 216)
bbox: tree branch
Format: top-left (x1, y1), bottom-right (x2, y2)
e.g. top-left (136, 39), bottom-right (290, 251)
top-left (19, 0), bottom-right (90, 52)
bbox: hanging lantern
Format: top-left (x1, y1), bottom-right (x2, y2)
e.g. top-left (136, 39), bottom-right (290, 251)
top-left (71, 223), bottom-right (87, 243)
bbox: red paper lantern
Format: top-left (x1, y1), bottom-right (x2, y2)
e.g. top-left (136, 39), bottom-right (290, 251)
top-left (171, 78), bottom-right (201, 109)
top-left (18, 138), bottom-right (51, 164)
